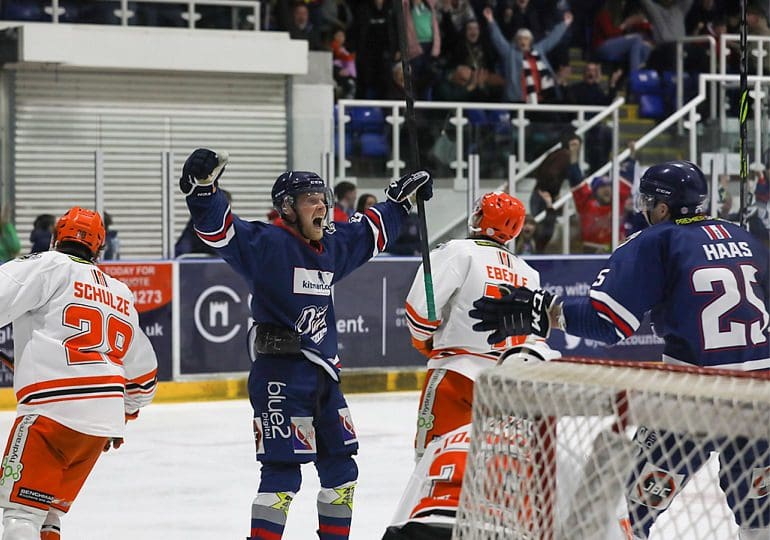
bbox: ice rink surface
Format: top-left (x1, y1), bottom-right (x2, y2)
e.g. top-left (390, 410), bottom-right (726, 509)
top-left (0, 392), bottom-right (421, 540)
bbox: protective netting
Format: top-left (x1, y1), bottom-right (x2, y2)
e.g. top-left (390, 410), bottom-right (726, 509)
top-left (454, 360), bottom-right (770, 540)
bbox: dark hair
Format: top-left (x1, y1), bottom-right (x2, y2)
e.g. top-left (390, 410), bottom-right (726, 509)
top-left (33, 214), bottom-right (55, 231)
top-left (56, 240), bottom-right (96, 261)
top-left (560, 132), bottom-right (582, 147)
top-left (356, 193), bottom-right (377, 213)
top-left (334, 181), bottom-right (357, 201)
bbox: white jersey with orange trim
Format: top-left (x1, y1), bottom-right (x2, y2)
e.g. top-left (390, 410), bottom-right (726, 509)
top-left (390, 423), bottom-right (471, 528)
top-left (405, 238), bottom-right (543, 379)
top-left (0, 251), bottom-right (158, 437)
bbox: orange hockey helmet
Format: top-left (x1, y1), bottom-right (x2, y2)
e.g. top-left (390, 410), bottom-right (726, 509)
top-left (468, 192), bottom-right (526, 244)
top-left (54, 207), bottom-right (105, 257)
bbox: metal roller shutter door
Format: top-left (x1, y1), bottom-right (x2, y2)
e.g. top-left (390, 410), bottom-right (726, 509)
top-left (12, 66), bottom-right (287, 258)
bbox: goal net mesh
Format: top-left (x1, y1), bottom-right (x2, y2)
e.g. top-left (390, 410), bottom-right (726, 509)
top-left (454, 360), bottom-right (770, 540)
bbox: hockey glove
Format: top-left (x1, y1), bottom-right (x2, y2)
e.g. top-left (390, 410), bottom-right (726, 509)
top-left (385, 170), bottom-right (433, 207)
top-left (179, 148), bottom-right (229, 196)
top-left (469, 287), bottom-right (559, 343)
top-left (103, 438), bottom-right (124, 452)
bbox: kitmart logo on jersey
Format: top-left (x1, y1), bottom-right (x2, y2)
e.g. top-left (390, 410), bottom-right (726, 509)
top-left (293, 268), bottom-right (333, 296)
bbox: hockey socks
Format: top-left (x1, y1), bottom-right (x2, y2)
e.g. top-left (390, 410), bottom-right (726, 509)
top-left (317, 481), bottom-right (356, 540)
top-left (250, 491), bottom-right (294, 540)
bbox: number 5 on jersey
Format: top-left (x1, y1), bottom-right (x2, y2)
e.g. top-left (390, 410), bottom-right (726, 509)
top-left (62, 304), bottom-right (134, 366)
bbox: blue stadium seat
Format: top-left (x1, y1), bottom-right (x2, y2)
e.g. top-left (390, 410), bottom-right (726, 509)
top-left (491, 111), bottom-right (512, 135)
top-left (2, 0), bottom-right (44, 21)
top-left (359, 133), bottom-right (389, 158)
top-left (639, 94), bottom-right (665, 119)
top-left (661, 71), bottom-right (695, 102)
top-left (629, 69), bottom-right (661, 95)
top-left (465, 109), bottom-right (488, 125)
top-left (348, 107), bottom-right (385, 134)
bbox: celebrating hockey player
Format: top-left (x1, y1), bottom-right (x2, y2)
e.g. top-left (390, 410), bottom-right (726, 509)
top-left (469, 161), bottom-right (770, 539)
top-left (179, 149), bottom-right (432, 540)
top-left (405, 191), bottom-right (559, 460)
top-left (0, 207), bottom-right (158, 540)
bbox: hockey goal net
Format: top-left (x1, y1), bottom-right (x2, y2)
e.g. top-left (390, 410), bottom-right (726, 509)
top-left (455, 359), bottom-right (770, 540)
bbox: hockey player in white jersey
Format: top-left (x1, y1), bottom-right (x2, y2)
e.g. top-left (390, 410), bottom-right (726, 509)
top-left (0, 207), bottom-right (158, 540)
top-left (405, 192), bottom-right (559, 459)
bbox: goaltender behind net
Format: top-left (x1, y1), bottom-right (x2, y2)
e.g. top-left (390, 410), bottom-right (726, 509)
top-left (0, 207), bottom-right (158, 540)
top-left (469, 160), bottom-right (770, 540)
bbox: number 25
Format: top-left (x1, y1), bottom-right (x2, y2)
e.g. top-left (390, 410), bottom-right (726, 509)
top-left (693, 265), bottom-right (769, 351)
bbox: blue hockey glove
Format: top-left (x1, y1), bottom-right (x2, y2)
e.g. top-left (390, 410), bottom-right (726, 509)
top-left (386, 170), bottom-right (433, 206)
top-left (179, 148), bottom-right (229, 196)
top-left (469, 287), bottom-right (559, 342)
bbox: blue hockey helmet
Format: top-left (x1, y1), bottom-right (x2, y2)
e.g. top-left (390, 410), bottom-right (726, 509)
top-left (637, 160), bottom-right (708, 217)
top-left (271, 171), bottom-right (330, 212)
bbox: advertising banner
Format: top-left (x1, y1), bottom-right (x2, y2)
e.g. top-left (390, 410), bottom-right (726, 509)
top-left (178, 260), bottom-right (253, 374)
top-left (99, 262), bottom-right (174, 380)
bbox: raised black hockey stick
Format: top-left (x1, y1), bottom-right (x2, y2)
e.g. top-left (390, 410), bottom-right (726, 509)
top-left (393, 0), bottom-right (437, 321)
top-left (738, 0), bottom-right (749, 228)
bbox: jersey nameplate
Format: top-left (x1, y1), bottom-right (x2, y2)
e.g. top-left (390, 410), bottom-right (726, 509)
top-left (293, 268), bottom-right (333, 296)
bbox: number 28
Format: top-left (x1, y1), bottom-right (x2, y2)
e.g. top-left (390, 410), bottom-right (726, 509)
top-left (62, 304), bottom-right (134, 366)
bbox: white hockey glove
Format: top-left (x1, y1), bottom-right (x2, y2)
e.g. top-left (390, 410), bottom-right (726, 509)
top-left (179, 148), bottom-right (229, 196)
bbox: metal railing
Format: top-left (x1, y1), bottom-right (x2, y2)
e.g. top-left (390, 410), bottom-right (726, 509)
top-left (675, 35), bottom-right (716, 129)
top-left (37, 0), bottom-right (261, 30)
top-left (539, 73), bottom-right (770, 253)
top-left (719, 34), bottom-right (770, 131)
top-left (336, 99), bottom-right (612, 185)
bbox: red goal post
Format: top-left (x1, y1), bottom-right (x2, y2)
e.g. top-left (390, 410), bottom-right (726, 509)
top-left (454, 358), bottom-right (770, 540)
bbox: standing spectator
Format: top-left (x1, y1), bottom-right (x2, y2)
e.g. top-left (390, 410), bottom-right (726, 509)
top-left (469, 161), bottom-right (770, 540)
top-left (333, 181), bottom-right (357, 222)
top-left (685, 0), bottom-right (725, 34)
top-left (436, 0), bottom-right (476, 43)
top-left (179, 148), bottom-right (432, 540)
top-left (0, 206), bottom-right (157, 539)
top-left (329, 27), bottom-right (357, 99)
top-left (102, 212), bottom-right (120, 261)
top-left (356, 193), bottom-right (378, 213)
top-left (592, 0), bottom-right (653, 75)
top-left (405, 191), bottom-right (558, 459)
top-left (747, 3), bottom-right (770, 74)
top-left (569, 171), bottom-right (633, 253)
top-left (353, 0), bottom-right (392, 99)
top-left (566, 63), bottom-right (622, 170)
top-left (436, 18), bottom-right (504, 101)
top-left (640, 0), bottom-right (695, 72)
top-left (516, 193), bottom-right (559, 254)
top-left (318, 0), bottom-right (353, 34)
top-left (0, 205), bottom-right (20, 264)
top-left (29, 214), bottom-right (55, 253)
top-left (483, 6), bottom-right (573, 104)
top-left (496, 0), bottom-right (546, 41)
top-left (288, 2), bottom-right (323, 51)
top-left (530, 132), bottom-right (583, 226)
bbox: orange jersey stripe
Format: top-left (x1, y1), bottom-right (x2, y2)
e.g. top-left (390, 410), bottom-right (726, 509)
top-left (128, 369), bottom-right (158, 385)
top-left (405, 302), bottom-right (441, 327)
top-left (17, 375), bottom-right (125, 402)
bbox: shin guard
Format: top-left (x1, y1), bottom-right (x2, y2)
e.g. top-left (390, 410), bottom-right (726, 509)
top-left (317, 481), bottom-right (355, 540)
top-left (250, 491), bottom-right (294, 540)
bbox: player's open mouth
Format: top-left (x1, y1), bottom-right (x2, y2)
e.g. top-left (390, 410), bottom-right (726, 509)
top-left (313, 217), bottom-right (323, 228)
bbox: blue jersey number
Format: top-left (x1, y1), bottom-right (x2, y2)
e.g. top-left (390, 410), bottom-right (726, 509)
top-left (693, 264), bottom-right (769, 351)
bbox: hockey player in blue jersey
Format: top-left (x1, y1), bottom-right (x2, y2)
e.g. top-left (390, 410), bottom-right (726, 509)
top-left (179, 148), bottom-right (432, 540)
top-left (469, 160), bottom-right (770, 539)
